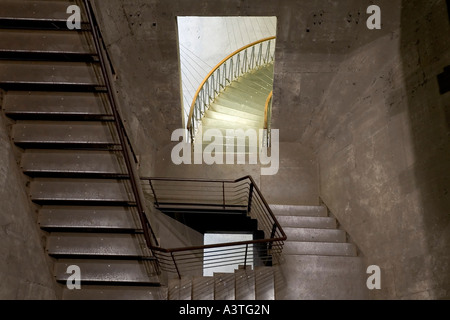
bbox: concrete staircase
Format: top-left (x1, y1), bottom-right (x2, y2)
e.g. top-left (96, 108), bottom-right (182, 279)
top-left (270, 204), bottom-right (368, 300)
top-left (168, 265), bottom-right (276, 300)
top-left (0, 0), bottom-right (162, 299)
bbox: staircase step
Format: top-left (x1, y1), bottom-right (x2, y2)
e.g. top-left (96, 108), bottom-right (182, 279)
top-left (254, 267), bottom-right (275, 300)
top-left (270, 204), bottom-right (328, 217)
top-left (231, 76), bottom-right (273, 94)
top-left (0, 1), bottom-right (88, 26)
top-left (30, 178), bottom-right (134, 205)
top-left (4, 91), bottom-right (113, 120)
top-left (0, 29), bottom-right (95, 61)
top-left (192, 276), bottom-right (214, 300)
top-left (0, 61), bottom-right (104, 91)
top-left (21, 150), bottom-right (126, 178)
top-left (209, 103), bottom-right (264, 121)
top-left (234, 269), bottom-right (255, 300)
top-left (168, 278), bottom-right (193, 300)
top-left (276, 216), bottom-right (337, 229)
top-left (54, 259), bottom-right (160, 285)
top-left (283, 227), bottom-right (346, 242)
top-left (46, 233), bottom-right (148, 258)
top-left (283, 242), bottom-right (357, 257)
top-left (204, 109), bottom-right (263, 127)
top-left (39, 206), bottom-right (140, 232)
top-left (215, 94), bottom-right (264, 111)
top-left (12, 121), bottom-right (119, 148)
top-left (63, 285), bottom-right (167, 300)
top-left (214, 273), bottom-right (235, 300)
top-left (202, 118), bottom-right (261, 130)
top-left (223, 85), bottom-right (269, 106)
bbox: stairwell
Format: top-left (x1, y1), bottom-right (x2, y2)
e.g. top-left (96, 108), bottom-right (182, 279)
top-left (0, 0), bottom-right (368, 301)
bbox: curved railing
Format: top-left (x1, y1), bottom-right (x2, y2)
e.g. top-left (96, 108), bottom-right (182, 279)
top-left (263, 90), bottom-right (273, 148)
top-left (187, 37), bottom-right (276, 143)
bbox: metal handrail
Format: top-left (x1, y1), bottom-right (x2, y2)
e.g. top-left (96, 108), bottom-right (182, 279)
top-left (141, 175), bottom-right (286, 278)
top-left (187, 37), bottom-right (276, 143)
top-left (83, 0), bottom-right (159, 251)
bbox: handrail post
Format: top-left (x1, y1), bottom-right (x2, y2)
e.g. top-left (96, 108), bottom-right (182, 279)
top-left (148, 179), bottom-right (159, 207)
top-left (222, 182), bottom-right (225, 210)
top-left (247, 183), bottom-right (254, 214)
top-left (171, 252), bottom-right (181, 280)
top-left (244, 244), bottom-right (248, 270)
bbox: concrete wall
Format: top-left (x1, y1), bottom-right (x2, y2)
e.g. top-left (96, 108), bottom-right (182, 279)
top-left (92, 0), bottom-right (450, 299)
top-left (305, 0), bottom-right (450, 299)
top-left (0, 90), bottom-right (58, 299)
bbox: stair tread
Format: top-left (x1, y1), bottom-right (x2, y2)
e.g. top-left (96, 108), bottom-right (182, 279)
top-left (21, 150), bottom-right (126, 177)
top-left (0, 29), bottom-right (94, 56)
top-left (12, 121), bottom-right (119, 147)
top-left (30, 178), bottom-right (134, 204)
top-left (0, 0), bottom-right (87, 22)
top-left (39, 205), bottom-right (140, 231)
top-left (270, 204), bottom-right (328, 217)
top-left (4, 91), bottom-right (113, 119)
top-left (0, 61), bottom-right (103, 86)
top-left (234, 269), bottom-right (256, 300)
top-left (276, 216), bottom-right (337, 229)
top-left (47, 232), bottom-right (148, 257)
top-left (283, 241), bottom-right (357, 257)
top-left (54, 259), bottom-right (159, 284)
top-left (204, 109), bottom-right (263, 127)
top-left (282, 227), bottom-right (346, 242)
top-left (62, 285), bottom-right (167, 300)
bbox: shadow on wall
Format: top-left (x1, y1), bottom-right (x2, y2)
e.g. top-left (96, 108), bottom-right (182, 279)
top-left (400, 0), bottom-right (450, 298)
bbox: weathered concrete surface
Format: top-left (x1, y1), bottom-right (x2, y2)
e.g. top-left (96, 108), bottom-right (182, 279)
top-left (303, 0), bottom-right (450, 299)
top-left (0, 91), bottom-right (58, 299)
top-left (91, 0), bottom-right (450, 300)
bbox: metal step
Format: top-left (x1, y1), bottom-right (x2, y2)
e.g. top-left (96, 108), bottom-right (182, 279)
top-left (168, 277), bottom-right (193, 300)
top-left (0, 61), bottom-right (104, 91)
top-left (12, 121), bottom-right (119, 149)
top-left (282, 227), bottom-right (346, 243)
top-left (224, 85), bottom-right (269, 106)
top-left (0, 29), bottom-right (95, 61)
top-left (283, 241), bottom-right (357, 257)
top-left (270, 204), bottom-right (328, 217)
top-left (21, 150), bottom-right (126, 178)
top-left (214, 273), bottom-right (235, 300)
top-left (47, 233), bottom-right (148, 258)
top-left (254, 267), bottom-right (275, 300)
top-left (39, 206), bottom-right (141, 232)
top-left (276, 216), bottom-right (337, 229)
top-left (4, 91), bottom-right (113, 120)
top-left (54, 259), bottom-right (160, 285)
top-left (63, 285), bottom-right (167, 300)
top-left (214, 96), bottom-right (264, 114)
top-left (192, 276), bottom-right (214, 300)
top-left (202, 118), bottom-right (261, 131)
top-left (30, 178), bottom-right (134, 205)
top-left (234, 269), bottom-right (255, 300)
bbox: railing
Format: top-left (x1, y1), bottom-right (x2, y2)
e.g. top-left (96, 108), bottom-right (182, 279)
top-left (187, 37), bottom-right (276, 144)
top-left (263, 90), bottom-right (273, 148)
top-left (83, 0), bottom-right (159, 252)
top-left (141, 176), bottom-right (286, 278)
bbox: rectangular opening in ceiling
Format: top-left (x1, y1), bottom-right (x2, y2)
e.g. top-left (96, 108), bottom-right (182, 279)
top-left (176, 16), bottom-right (277, 141)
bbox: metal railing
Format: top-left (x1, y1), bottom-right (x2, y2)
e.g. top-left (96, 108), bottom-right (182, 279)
top-left (141, 176), bottom-right (286, 278)
top-left (187, 37), bottom-right (276, 144)
top-left (83, 0), bottom-right (159, 252)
